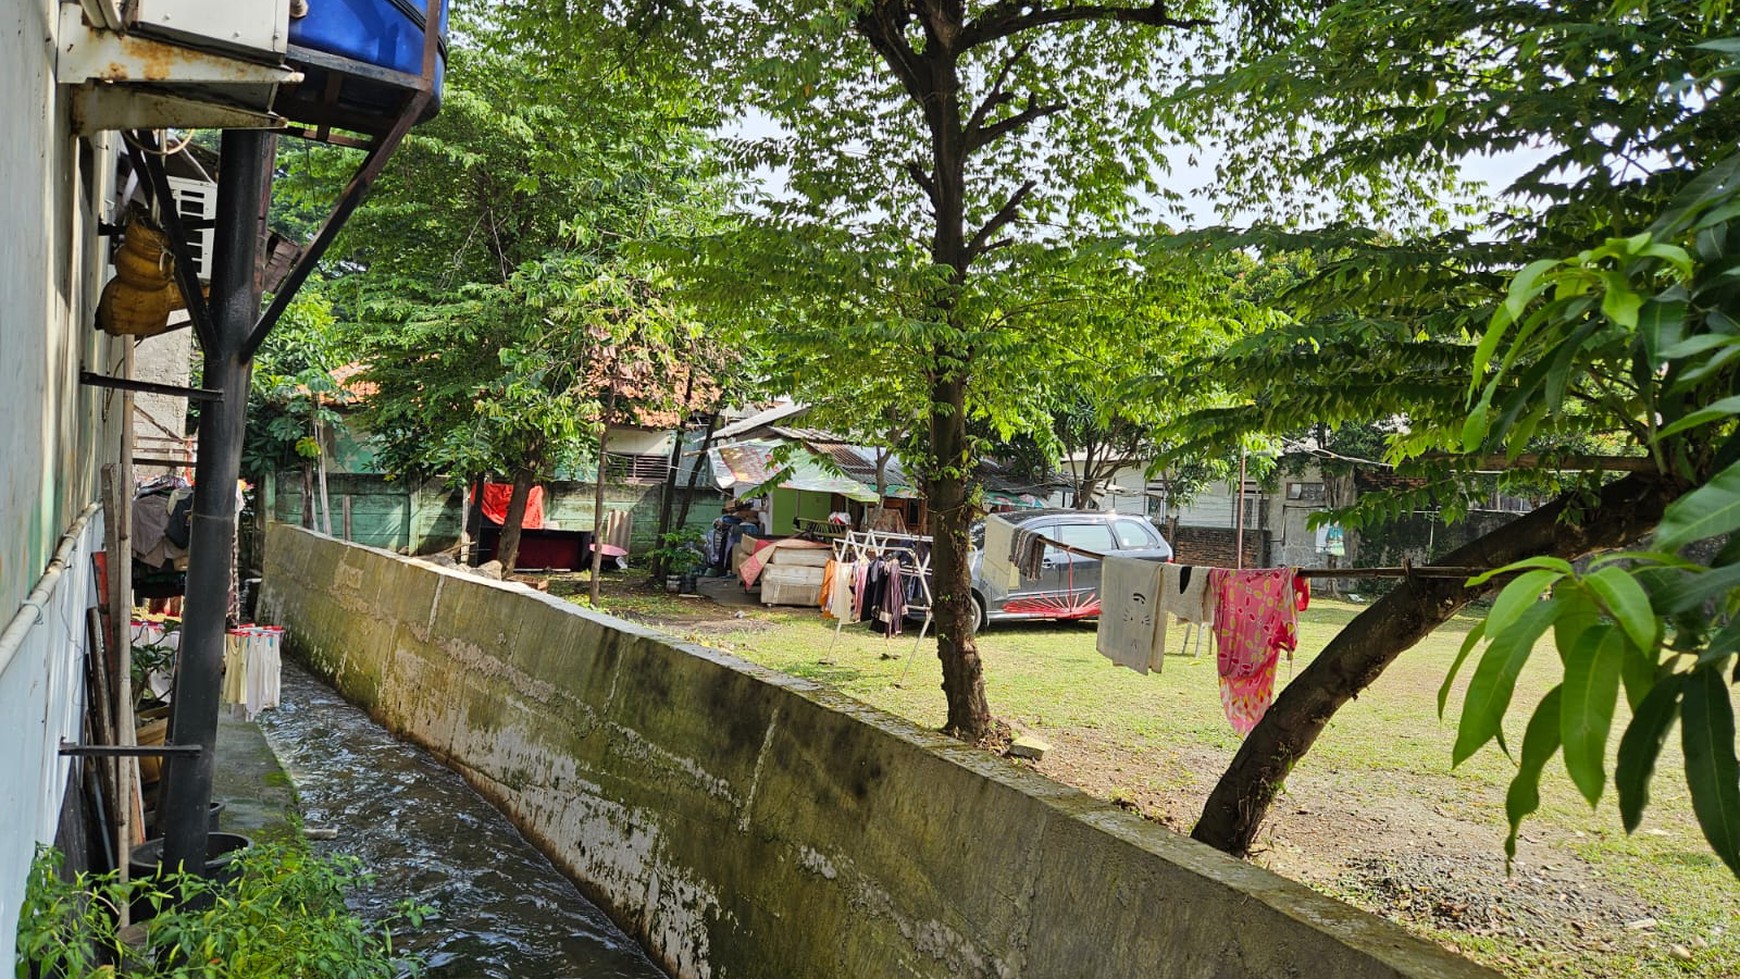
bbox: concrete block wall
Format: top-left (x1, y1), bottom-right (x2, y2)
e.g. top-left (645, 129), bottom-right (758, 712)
top-left (259, 526), bottom-right (1494, 979)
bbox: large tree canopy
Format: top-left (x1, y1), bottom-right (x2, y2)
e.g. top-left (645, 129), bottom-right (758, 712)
top-left (509, 0), bottom-right (1250, 738)
top-left (275, 23), bottom-right (724, 569)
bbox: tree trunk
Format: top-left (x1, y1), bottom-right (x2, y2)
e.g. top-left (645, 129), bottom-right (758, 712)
top-left (589, 389), bottom-right (618, 608)
top-left (1189, 470), bottom-right (1684, 856)
top-left (497, 466), bottom-right (535, 573)
top-left (929, 373), bottom-right (993, 739)
top-left (649, 366), bottom-right (699, 581)
top-left (673, 410), bottom-right (720, 535)
top-left (314, 414), bottom-right (333, 535)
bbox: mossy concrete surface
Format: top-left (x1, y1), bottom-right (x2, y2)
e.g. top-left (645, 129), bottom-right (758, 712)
top-left (212, 711), bottom-right (297, 842)
top-left (259, 525), bottom-right (1497, 979)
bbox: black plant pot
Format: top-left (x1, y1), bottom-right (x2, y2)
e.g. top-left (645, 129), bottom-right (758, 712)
top-left (127, 832), bottom-right (252, 920)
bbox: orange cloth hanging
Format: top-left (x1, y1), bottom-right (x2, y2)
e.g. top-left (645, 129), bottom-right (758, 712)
top-left (479, 483), bottom-right (545, 529)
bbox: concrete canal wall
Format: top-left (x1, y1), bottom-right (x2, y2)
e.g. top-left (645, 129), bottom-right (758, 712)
top-left (259, 525), bottom-right (1494, 979)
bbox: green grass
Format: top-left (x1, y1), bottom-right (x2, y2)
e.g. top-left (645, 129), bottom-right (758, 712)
top-left (573, 584), bottom-right (1740, 979)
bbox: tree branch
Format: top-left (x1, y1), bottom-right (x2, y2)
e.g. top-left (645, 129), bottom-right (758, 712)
top-left (965, 39), bottom-right (1032, 136)
top-left (967, 99), bottom-right (1066, 154)
top-left (960, 1), bottom-right (1211, 49)
top-left (905, 160), bottom-right (939, 207)
top-left (966, 179), bottom-right (1037, 262)
top-left (854, 0), bottom-right (934, 117)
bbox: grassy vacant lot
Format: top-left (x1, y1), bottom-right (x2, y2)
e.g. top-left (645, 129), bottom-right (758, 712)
top-left (559, 579), bottom-right (1738, 979)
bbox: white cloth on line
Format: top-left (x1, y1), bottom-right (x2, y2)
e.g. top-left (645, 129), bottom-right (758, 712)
top-left (1097, 555), bottom-right (1168, 675)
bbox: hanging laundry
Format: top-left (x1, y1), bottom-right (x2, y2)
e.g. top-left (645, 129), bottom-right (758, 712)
top-left (819, 558), bottom-right (838, 617)
top-left (1097, 556), bottom-right (1167, 674)
top-left (982, 515), bottom-right (1020, 591)
top-left (1209, 568), bottom-right (1309, 735)
top-left (1010, 526), bottom-right (1049, 579)
top-left (871, 556), bottom-right (906, 636)
top-left (830, 558), bottom-right (858, 621)
top-left (1152, 564), bottom-right (1215, 660)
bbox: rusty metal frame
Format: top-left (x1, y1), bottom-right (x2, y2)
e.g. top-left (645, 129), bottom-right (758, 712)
top-left (123, 130), bottom-right (219, 352)
top-left (240, 0), bottom-right (442, 362)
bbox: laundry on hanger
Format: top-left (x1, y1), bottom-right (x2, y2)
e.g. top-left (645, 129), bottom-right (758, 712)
top-left (1010, 526), bottom-right (1048, 579)
top-left (982, 515), bottom-right (1020, 590)
top-left (1209, 568), bottom-right (1309, 735)
top-left (1097, 556), bottom-right (1168, 674)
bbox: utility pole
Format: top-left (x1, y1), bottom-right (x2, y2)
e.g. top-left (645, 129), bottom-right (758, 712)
top-left (157, 129), bottom-right (272, 877)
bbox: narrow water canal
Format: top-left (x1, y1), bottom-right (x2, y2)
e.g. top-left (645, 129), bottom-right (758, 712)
top-left (259, 662), bottom-right (666, 978)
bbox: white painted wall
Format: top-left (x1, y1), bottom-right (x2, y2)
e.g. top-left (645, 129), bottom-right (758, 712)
top-left (0, 0), bottom-right (126, 961)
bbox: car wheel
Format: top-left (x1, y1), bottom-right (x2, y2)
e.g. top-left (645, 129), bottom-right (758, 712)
top-left (972, 593), bottom-right (989, 635)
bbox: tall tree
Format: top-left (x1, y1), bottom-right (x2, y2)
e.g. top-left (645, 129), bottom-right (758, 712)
top-left (1159, 0), bottom-right (1738, 855)
top-left (278, 27), bottom-right (722, 569)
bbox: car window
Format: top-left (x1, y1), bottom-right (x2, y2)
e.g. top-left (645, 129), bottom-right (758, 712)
top-left (1112, 518), bottom-right (1161, 549)
top-left (1054, 522), bottom-right (1116, 554)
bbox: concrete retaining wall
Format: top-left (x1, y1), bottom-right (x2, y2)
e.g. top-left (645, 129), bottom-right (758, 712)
top-left (259, 525), bottom-right (1493, 979)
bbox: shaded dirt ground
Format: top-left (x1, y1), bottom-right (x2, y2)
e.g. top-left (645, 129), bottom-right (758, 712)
top-left (543, 572), bottom-right (1737, 978)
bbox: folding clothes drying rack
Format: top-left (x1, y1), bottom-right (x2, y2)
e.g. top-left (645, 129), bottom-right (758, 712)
top-left (824, 530), bottom-right (936, 681)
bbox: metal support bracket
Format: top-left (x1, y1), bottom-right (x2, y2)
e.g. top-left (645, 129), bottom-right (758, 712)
top-left (59, 739), bottom-right (202, 758)
top-left (123, 130), bottom-right (219, 352)
top-left (81, 367), bottom-right (221, 402)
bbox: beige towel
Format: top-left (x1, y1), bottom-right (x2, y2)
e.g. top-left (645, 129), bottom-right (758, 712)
top-left (982, 515), bottom-right (1020, 592)
top-left (1097, 555), bottom-right (1167, 675)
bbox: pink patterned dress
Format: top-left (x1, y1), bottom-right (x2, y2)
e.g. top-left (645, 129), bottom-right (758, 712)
top-left (1209, 568), bottom-right (1310, 735)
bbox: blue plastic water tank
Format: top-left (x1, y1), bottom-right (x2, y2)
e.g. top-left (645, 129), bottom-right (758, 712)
top-left (289, 0), bottom-right (447, 80)
top-left (281, 0), bottom-right (448, 131)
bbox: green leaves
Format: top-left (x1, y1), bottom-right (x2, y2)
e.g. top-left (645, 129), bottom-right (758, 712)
top-left (1656, 461), bottom-right (1740, 552)
top-left (1618, 676), bottom-right (1683, 834)
top-left (1560, 625), bottom-right (1625, 807)
top-left (1682, 666), bottom-right (1740, 877)
top-left (1584, 565), bottom-right (1659, 653)
top-left (1505, 686), bottom-right (1563, 864)
top-left (1454, 598), bottom-right (1561, 766)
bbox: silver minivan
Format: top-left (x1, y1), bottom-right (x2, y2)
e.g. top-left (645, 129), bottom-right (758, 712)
top-left (966, 509), bottom-right (1172, 632)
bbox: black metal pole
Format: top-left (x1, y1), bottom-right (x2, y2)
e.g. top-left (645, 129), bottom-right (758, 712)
top-left (158, 129), bottom-right (272, 878)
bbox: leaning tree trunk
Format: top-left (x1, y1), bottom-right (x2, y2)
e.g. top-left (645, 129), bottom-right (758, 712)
top-left (929, 373), bottom-right (994, 739)
top-left (1190, 469), bottom-right (1684, 856)
top-left (496, 466), bottom-right (536, 573)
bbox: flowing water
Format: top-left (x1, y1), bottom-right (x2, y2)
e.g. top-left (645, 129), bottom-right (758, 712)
top-left (258, 661), bottom-right (666, 979)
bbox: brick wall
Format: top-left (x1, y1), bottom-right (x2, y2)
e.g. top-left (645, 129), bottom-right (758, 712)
top-left (1169, 525), bottom-right (1268, 569)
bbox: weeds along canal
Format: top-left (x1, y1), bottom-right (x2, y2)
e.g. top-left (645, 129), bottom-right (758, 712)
top-left (258, 661), bottom-right (666, 979)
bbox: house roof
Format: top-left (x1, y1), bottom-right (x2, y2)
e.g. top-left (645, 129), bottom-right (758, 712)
top-left (713, 401), bottom-right (809, 440)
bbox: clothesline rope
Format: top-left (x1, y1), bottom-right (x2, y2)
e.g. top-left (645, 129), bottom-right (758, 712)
top-left (1027, 533), bottom-right (1500, 580)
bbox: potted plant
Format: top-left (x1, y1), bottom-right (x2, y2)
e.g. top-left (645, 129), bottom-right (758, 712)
top-left (650, 531), bottom-right (704, 592)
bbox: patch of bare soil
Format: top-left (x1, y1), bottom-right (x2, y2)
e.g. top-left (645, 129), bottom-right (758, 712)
top-left (1027, 725), bottom-right (1662, 973)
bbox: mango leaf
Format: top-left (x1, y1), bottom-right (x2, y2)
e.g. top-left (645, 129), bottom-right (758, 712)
top-left (1618, 676), bottom-right (1683, 833)
top-left (1506, 686), bottom-right (1563, 865)
top-left (1657, 460), bottom-right (1740, 552)
top-left (1486, 569), bottom-right (1566, 640)
top-left (1657, 395), bottom-right (1740, 440)
top-left (1700, 617), bottom-right (1740, 665)
top-left (1681, 666), bottom-right (1740, 877)
top-left (1654, 562), bottom-right (1740, 616)
top-left (1638, 294), bottom-right (1689, 366)
top-left (1584, 565), bottom-right (1660, 653)
top-left (1622, 638), bottom-right (1659, 711)
top-left (1456, 599), bottom-right (1561, 766)
top-left (1469, 556), bottom-right (1575, 586)
top-left (1439, 620), bottom-right (1485, 719)
top-left (1600, 270), bottom-right (1643, 329)
top-left (1553, 585), bottom-right (1601, 663)
top-left (1561, 625), bottom-right (1625, 807)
